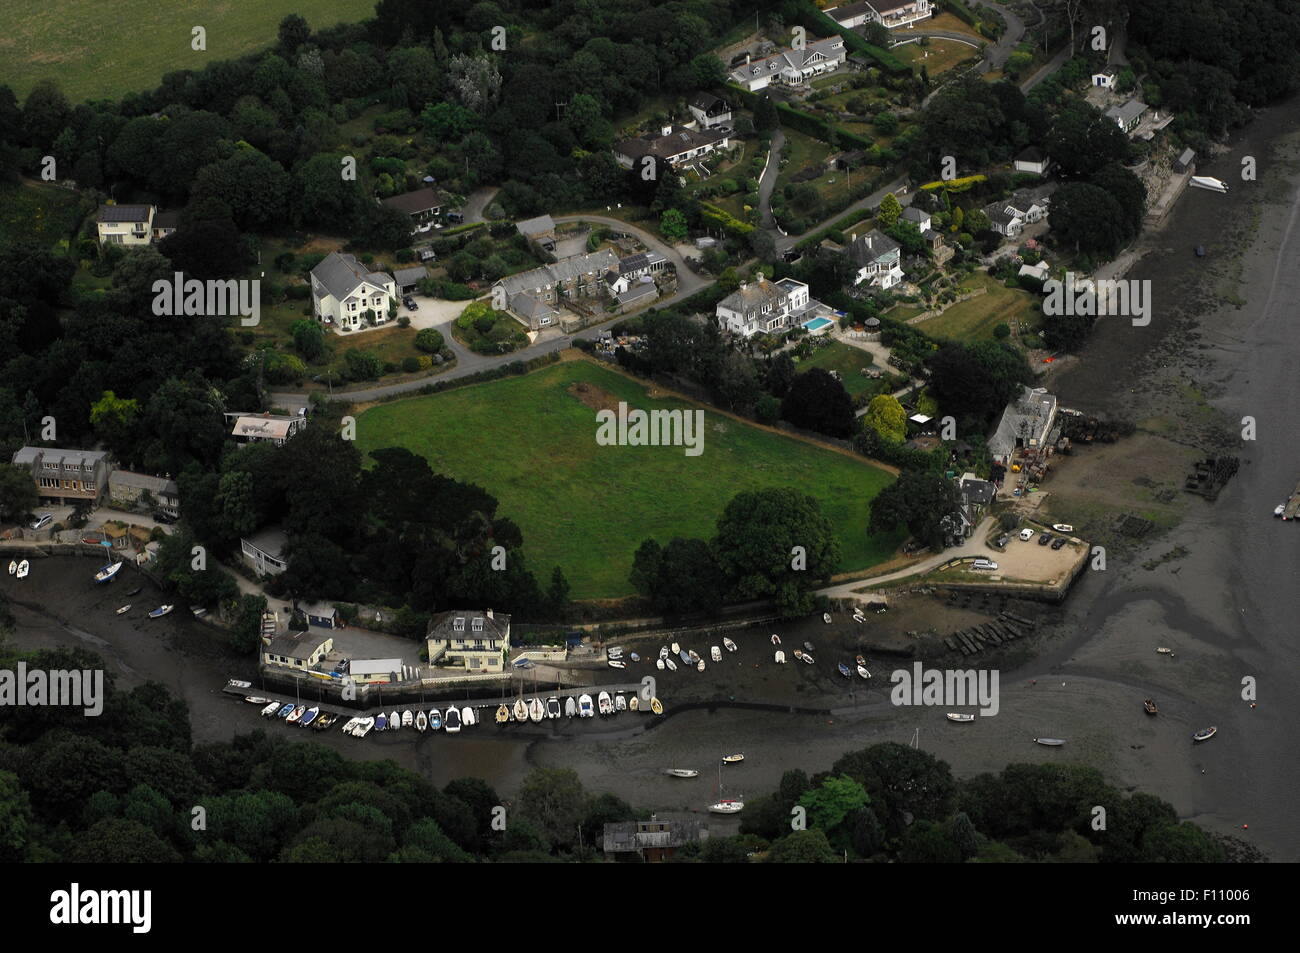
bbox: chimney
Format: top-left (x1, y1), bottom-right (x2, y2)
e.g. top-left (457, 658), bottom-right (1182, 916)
top-left (661, 125), bottom-right (672, 137)
top-left (486, 608), bottom-right (494, 619)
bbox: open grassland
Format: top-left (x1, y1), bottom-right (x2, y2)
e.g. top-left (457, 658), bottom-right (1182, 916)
top-left (354, 360), bottom-right (902, 599)
top-left (1, 0), bottom-right (368, 102)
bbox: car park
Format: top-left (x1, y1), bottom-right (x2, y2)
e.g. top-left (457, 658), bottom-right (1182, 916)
top-left (1038, 532), bottom-right (1052, 545)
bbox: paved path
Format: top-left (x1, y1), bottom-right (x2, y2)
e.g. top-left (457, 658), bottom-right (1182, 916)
top-left (817, 516), bottom-right (997, 597)
top-left (757, 130), bottom-right (785, 231)
top-left (461, 187), bottom-right (500, 224)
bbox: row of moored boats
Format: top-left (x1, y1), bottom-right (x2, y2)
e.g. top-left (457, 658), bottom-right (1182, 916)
top-left (495, 690), bottom-right (663, 722)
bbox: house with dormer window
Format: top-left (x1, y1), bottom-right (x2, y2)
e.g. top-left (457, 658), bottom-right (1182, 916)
top-left (426, 609), bottom-right (510, 673)
top-left (726, 36), bottom-right (847, 91)
top-left (310, 251), bottom-right (397, 332)
top-left (716, 275), bottom-right (823, 337)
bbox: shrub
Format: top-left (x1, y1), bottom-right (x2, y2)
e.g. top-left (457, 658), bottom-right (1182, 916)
top-left (401, 356), bottom-right (421, 373)
top-left (414, 328), bottom-right (444, 352)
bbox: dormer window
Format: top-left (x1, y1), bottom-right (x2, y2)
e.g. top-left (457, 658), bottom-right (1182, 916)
top-left (453, 617), bottom-right (465, 631)
top-left (472, 617), bottom-right (484, 632)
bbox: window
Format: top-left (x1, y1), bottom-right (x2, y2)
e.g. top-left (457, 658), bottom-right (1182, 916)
top-left (453, 617), bottom-right (465, 631)
top-left (472, 617), bottom-right (484, 632)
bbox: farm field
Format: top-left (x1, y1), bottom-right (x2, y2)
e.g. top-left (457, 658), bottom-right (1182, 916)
top-left (918, 271), bottom-right (1041, 342)
top-left (2, 0), bottom-right (368, 102)
top-left (354, 359), bottom-right (902, 599)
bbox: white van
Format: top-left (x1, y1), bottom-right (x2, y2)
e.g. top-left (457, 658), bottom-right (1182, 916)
top-left (972, 558), bottom-right (998, 572)
top-left (1018, 528), bottom-right (1035, 541)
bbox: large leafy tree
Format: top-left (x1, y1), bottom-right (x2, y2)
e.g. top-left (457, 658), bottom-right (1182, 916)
top-left (781, 368), bottom-right (856, 438)
top-left (868, 469), bottom-right (960, 551)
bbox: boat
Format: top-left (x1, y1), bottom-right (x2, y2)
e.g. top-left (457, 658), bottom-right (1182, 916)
top-left (793, 649), bottom-right (804, 661)
top-left (607, 646), bottom-right (623, 658)
top-left (629, 653), bottom-right (640, 662)
top-left (340, 717), bottom-right (359, 733)
top-left (803, 641), bottom-right (815, 652)
top-left (244, 695), bottom-right (274, 705)
top-left (1195, 244), bottom-right (1205, 257)
top-left (495, 704), bottom-right (509, 724)
top-left (723, 638), bottom-right (737, 653)
top-left (608, 659), bottom-right (626, 669)
top-left (1192, 726), bottom-right (1217, 742)
top-left (314, 713), bottom-right (334, 731)
top-left (711, 646), bottom-right (722, 662)
top-left (823, 613), bottom-right (832, 624)
top-left (659, 646), bottom-right (669, 659)
top-left (722, 753), bottom-right (744, 764)
top-left (389, 710), bottom-right (401, 731)
top-left (650, 698), bottom-right (663, 715)
top-left (299, 707), bottom-right (319, 727)
top-left (709, 763), bottom-right (744, 813)
top-left (857, 665), bottom-right (872, 680)
top-left (416, 710), bottom-right (428, 731)
top-left (260, 702), bottom-right (281, 717)
top-left (5, 560), bottom-right (13, 575)
top-left (276, 703), bottom-right (294, 718)
top-left (564, 696), bottom-right (577, 718)
top-left (94, 561), bottom-right (123, 583)
top-left (353, 717), bottom-right (375, 737)
top-left (837, 662), bottom-right (852, 678)
top-left (614, 693), bottom-right (627, 712)
top-left (147, 604), bottom-right (174, 618)
top-left (376, 713), bottom-right (389, 731)
top-left (285, 705), bottom-right (306, 723)
top-left (579, 694), bottom-right (594, 717)
top-left (529, 698), bottom-right (545, 722)
top-left (687, 649), bottom-right (701, 665)
top-left (115, 605), bottom-right (132, 615)
top-left (1051, 523), bottom-right (1074, 533)
top-left (679, 649), bottom-right (692, 665)
top-left (770, 634), bottom-right (781, 645)
top-left (125, 586), bottom-right (142, 596)
top-left (665, 768), bottom-right (699, 778)
top-left (1033, 737), bottom-right (1066, 746)
top-left (946, 713), bottom-right (976, 723)
top-left (546, 697), bottom-right (561, 719)
top-left (15, 560), bottom-right (29, 579)
top-left (597, 691), bottom-right (612, 715)
top-left (461, 706), bottom-right (475, 727)
top-left (800, 653), bottom-right (815, 665)
top-left (1189, 175), bottom-right (1229, 193)
top-left (1156, 647), bottom-right (1175, 656)
top-left (656, 659), bottom-right (665, 670)
top-left (444, 708), bottom-right (462, 733)
top-left (696, 660), bottom-right (706, 672)
top-left (1143, 699), bottom-right (1159, 716)
top-left (190, 606), bottom-right (207, 618)
top-left (513, 698), bottom-right (528, 721)
top-left (429, 709), bottom-right (443, 730)
top-left (670, 642), bottom-right (680, 654)
top-left (665, 658), bottom-right (677, 672)
top-left (856, 654), bottom-right (866, 666)
top-left (775, 650), bottom-right (786, 664)
top-left (629, 696), bottom-right (639, 712)
top-left (402, 710), bottom-right (413, 728)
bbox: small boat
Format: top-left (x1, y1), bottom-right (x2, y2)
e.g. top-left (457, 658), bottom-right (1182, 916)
top-left (444, 708), bottom-right (462, 733)
top-left (722, 753), bottom-right (744, 764)
top-left (855, 654), bottom-right (866, 666)
top-left (1189, 175), bottom-right (1229, 193)
top-left (286, 705), bottom-right (305, 723)
top-left (315, 713), bottom-right (334, 730)
top-left (513, 698), bottom-right (528, 721)
top-left (1143, 699), bottom-right (1158, 716)
top-left (665, 768), bottom-right (698, 778)
top-left (709, 799), bottom-right (745, 814)
top-left (608, 659), bottom-right (626, 669)
top-left (299, 707), bottom-right (319, 727)
top-left (629, 652), bottom-right (640, 662)
top-left (115, 605), bottom-right (132, 615)
top-left (353, 717), bottom-right (375, 737)
top-left (376, 713), bottom-right (389, 731)
top-left (1195, 244), bottom-right (1205, 257)
top-left (696, 660), bottom-right (706, 672)
top-left (244, 695), bottom-right (274, 705)
top-left (401, 710), bottom-right (413, 728)
top-left (711, 646), bottom-right (722, 662)
top-left (792, 649), bottom-right (804, 661)
top-left (461, 706), bottom-right (475, 727)
top-left (190, 606), bottom-right (207, 618)
top-left (1051, 524), bottom-right (1074, 533)
top-left (679, 650), bottom-right (692, 665)
top-left (857, 665), bottom-right (872, 680)
top-left (799, 653), bottom-right (814, 665)
top-left (94, 561), bottom-right (123, 583)
top-left (723, 638), bottom-right (737, 653)
top-left (148, 605), bottom-right (174, 618)
top-left (276, 703), bottom-right (294, 718)
top-left (665, 658), bottom-right (677, 671)
top-left (546, 697), bottom-right (561, 719)
top-left (770, 634), bottom-right (781, 645)
top-left (650, 698), bottom-right (663, 715)
top-left (389, 710), bottom-right (401, 731)
top-left (1156, 647), bottom-right (1175, 656)
top-left (564, 696), bottom-right (577, 718)
top-left (837, 662), bottom-right (852, 678)
top-left (5, 560), bottom-right (14, 575)
top-left (597, 691), bottom-right (612, 715)
top-left (659, 646), bottom-right (669, 659)
top-left (775, 650), bottom-right (786, 663)
top-left (429, 709), bottom-right (443, 730)
top-left (529, 698), bottom-right (545, 722)
top-left (260, 702), bottom-right (281, 717)
top-left (495, 704), bottom-right (509, 724)
top-left (1192, 726), bottom-right (1217, 742)
top-left (125, 586), bottom-right (142, 597)
top-left (416, 710), bottom-right (428, 731)
top-left (579, 694), bottom-right (594, 717)
top-left (629, 696), bottom-right (639, 711)
top-left (687, 649), bottom-right (701, 664)
top-left (656, 659), bottom-right (665, 670)
top-left (946, 713), bottom-right (975, 723)
top-left (1033, 737), bottom-right (1066, 746)
top-left (340, 717), bottom-right (359, 733)
top-left (670, 642), bottom-right (680, 654)
top-left (607, 645), bottom-right (624, 658)
top-left (15, 560), bottom-right (29, 579)
top-left (614, 693), bottom-right (627, 711)
top-left (823, 613), bottom-right (832, 624)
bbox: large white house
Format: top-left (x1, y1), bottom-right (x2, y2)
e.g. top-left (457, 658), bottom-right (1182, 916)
top-left (716, 275), bottom-right (819, 337)
top-left (310, 252), bottom-right (397, 332)
top-left (727, 37), bottom-right (847, 91)
top-left (826, 0), bottom-right (933, 30)
top-left (847, 229), bottom-right (904, 289)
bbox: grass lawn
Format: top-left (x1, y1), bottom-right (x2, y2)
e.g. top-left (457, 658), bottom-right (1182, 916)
top-left (2, 0), bottom-right (369, 102)
top-left (898, 11), bottom-right (984, 42)
top-left (894, 39), bottom-right (980, 75)
top-left (919, 272), bottom-right (1040, 342)
top-left (0, 181), bottom-right (93, 249)
top-left (795, 340), bottom-right (882, 398)
top-left (354, 360), bottom-right (902, 599)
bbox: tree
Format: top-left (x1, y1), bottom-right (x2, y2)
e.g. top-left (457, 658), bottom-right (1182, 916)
top-left (0, 771), bottom-right (33, 862)
top-left (277, 13), bottom-right (311, 53)
top-left (291, 319), bottom-right (326, 360)
top-left (413, 327), bottom-right (444, 353)
top-left (158, 218), bottom-right (247, 280)
top-left (781, 368), bottom-right (855, 438)
top-left (863, 394), bottom-right (906, 444)
top-left (660, 208), bottom-right (688, 242)
top-left (191, 147), bottom-right (291, 232)
top-left (868, 469), bottom-right (960, 551)
top-left (753, 94), bottom-right (779, 133)
top-left (21, 79), bottom-right (71, 149)
top-left (768, 828), bottom-right (838, 862)
top-left (1048, 181), bottom-right (1128, 258)
top-left (798, 775), bottom-right (870, 836)
top-left (1046, 100), bottom-right (1129, 178)
top-left (876, 192), bottom-right (902, 228)
top-left (517, 768), bottom-right (586, 852)
top-left (0, 464), bottom-right (38, 522)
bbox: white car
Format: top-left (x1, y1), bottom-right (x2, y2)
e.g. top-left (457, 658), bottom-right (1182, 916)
top-left (972, 558), bottom-right (998, 572)
top-left (30, 513), bottom-right (53, 530)
top-left (1019, 528), bottom-right (1035, 541)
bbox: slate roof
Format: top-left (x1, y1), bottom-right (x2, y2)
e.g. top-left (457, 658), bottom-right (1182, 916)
top-left (516, 214), bottom-right (555, 238)
top-left (12, 447), bottom-right (108, 469)
top-left (393, 266), bottom-right (428, 286)
top-left (717, 276), bottom-right (787, 318)
top-left (900, 206), bottom-right (930, 225)
top-left (427, 609), bottom-right (511, 642)
top-left (380, 187), bottom-right (447, 216)
top-left (508, 293), bottom-right (557, 322)
top-left (108, 471), bottom-right (178, 496)
top-left (497, 250), bottom-right (619, 296)
top-left (729, 37), bottom-right (845, 84)
top-left (266, 631), bottom-right (328, 660)
top-left (311, 252), bottom-right (393, 302)
top-left (615, 125), bottom-right (728, 162)
top-left (1015, 146), bottom-right (1047, 163)
top-left (847, 229), bottom-right (900, 266)
top-left (690, 92), bottom-right (729, 114)
top-left (1105, 99), bottom-right (1148, 125)
top-left (616, 282), bottom-right (658, 307)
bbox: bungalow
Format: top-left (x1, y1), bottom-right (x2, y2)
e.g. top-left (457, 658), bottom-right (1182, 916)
top-left (494, 249), bottom-right (619, 330)
top-left (1018, 261), bottom-right (1050, 282)
top-left (241, 527), bottom-right (288, 577)
top-left (379, 186), bottom-right (447, 224)
top-left (614, 124), bottom-right (731, 170)
top-left (688, 92), bottom-right (732, 130)
top-left (262, 631), bottom-right (333, 672)
top-left (827, 0), bottom-right (933, 29)
top-left (727, 36), bottom-right (847, 92)
top-left (96, 204), bottom-right (155, 246)
top-left (899, 206), bottom-right (932, 232)
top-left (1105, 99), bottom-right (1148, 134)
top-left (847, 229), bottom-right (904, 289)
top-left (1091, 67), bottom-right (1118, 89)
top-left (227, 412), bottom-right (306, 446)
top-left (107, 470), bottom-right (180, 517)
top-left (716, 275), bottom-right (817, 337)
top-left (310, 252), bottom-right (397, 332)
top-left (1013, 146), bottom-right (1051, 176)
top-left (426, 608), bottom-right (510, 673)
top-left (983, 190), bottom-right (1050, 238)
top-left (983, 201), bottom-right (1023, 237)
top-left (11, 447), bottom-right (111, 506)
top-left (151, 210), bottom-right (180, 242)
top-left (347, 658), bottom-right (404, 684)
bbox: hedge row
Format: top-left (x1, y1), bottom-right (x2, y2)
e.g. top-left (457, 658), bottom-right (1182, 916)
top-left (940, 0), bottom-right (980, 29)
top-left (337, 351), bottom-right (562, 407)
top-left (699, 200), bottom-right (755, 237)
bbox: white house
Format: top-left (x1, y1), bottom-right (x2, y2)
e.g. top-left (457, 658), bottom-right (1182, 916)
top-left (426, 609), bottom-right (511, 674)
top-left (1091, 67), bottom-right (1118, 89)
top-left (310, 252), bottom-right (397, 332)
top-left (826, 0), bottom-right (933, 30)
top-left (727, 37), bottom-right (847, 92)
top-left (898, 206), bottom-right (932, 233)
top-left (226, 411), bottom-right (307, 447)
top-left (1013, 147), bottom-right (1051, 176)
top-left (847, 229), bottom-right (904, 289)
top-left (614, 124), bottom-right (731, 169)
top-left (983, 190), bottom-right (1050, 238)
top-left (688, 92), bottom-right (732, 130)
top-left (241, 528), bottom-right (289, 577)
top-left (715, 275), bottom-right (816, 337)
top-left (96, 205), bottom-right (155, 245)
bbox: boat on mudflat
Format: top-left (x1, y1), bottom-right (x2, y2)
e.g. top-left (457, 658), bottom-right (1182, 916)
top-left (723, 638), bottom-right (737, 653)
top-left (416, 710), bottom-right (428, 731)
top-left (546, 697), bottom-right (561, 719)
top-left (148, 604), bottom-right (174, 618)
top-left (1033, 737), bottom-right (1066, 746)
top-left (513, 698), bottom-right (528, 721)
top-left (579, 694), bottom-right (594, 717)
top-left (444, 708), bottom-right (462, 733)
top-left (837, 662), bottom-right (852, 678)
top-left (946, 713), bottom-right (975, 723)
top-left (299, 707), bottom-right (319, 727)
top-left (429, 709), bottom-right (443, 730)
top-left (665, 768), bottom-right (698, 778)
top-left (94, 561), bottom-right (123, 583)
top-left (564, 696), bottom-right (577, 718)
top-left (529, 698), bottom-right (545, 722)
top-left (1143, 698), bottom-right (1159, 716)
top-left (721, 753), bottom-right (744, 764)
top-left (1193, 726), bottom-right (1217, 742)
top-left (495, 704), bottom-right (510, 724)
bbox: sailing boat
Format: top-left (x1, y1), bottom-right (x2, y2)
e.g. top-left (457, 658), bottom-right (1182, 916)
top-left (416, 710), bottom-right (428, 731)
top-left (5, 560), bottom-right (14, 576)
top-left (528, 697), bottom-right (545, 722)
top-left (94, 560), bottom-right (123, 583)
top-left (709, 763), bottom-right (744, 814)
top-left (513, 698), bottom-right (528, 722)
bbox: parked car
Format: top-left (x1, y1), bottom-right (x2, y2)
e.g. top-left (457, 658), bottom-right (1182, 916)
top-left (994, 534), bottom-right (1009, 548)
top-left (403, 296), bottom-right (418, 311)
top-left (30, 513), bottom-right (52, 530)
top-left (1019, 528), bottom-right (1035, 542)
top-left (972, 558), bottom-right (998, 572)
top-left (1038, 532), bottom-right (1052, 546)
top-left (152, 511), bottom-right (178, 525)
top-left (446, 211), bottom-right (464, 224)
top-left (1051, 537), bottom-right (1067, 550)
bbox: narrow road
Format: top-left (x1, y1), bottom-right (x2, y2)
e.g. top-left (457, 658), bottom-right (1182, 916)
top-left (757, 130), bottom-right (785, 231)
top-left (817, 516), bottom-right (996, 597)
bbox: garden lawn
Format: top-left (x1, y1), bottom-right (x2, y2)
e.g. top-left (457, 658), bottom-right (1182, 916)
top-left (894, 39), bottom-right (980, 75)
top-left (796, 340), bottom-right (882, 398)
top-left (919, 272), bottom-right (1040, 343)
top-left (354, 360), bottom-right (902, 599)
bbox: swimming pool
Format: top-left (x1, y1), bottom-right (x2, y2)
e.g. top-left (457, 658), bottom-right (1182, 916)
top-left (802, 317), bottom-right (833, 332)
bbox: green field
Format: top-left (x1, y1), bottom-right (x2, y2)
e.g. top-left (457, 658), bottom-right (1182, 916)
top-left (354, 360), bottom-right (902, 599)
top-left (2, 0), bottom-right (368, 102)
